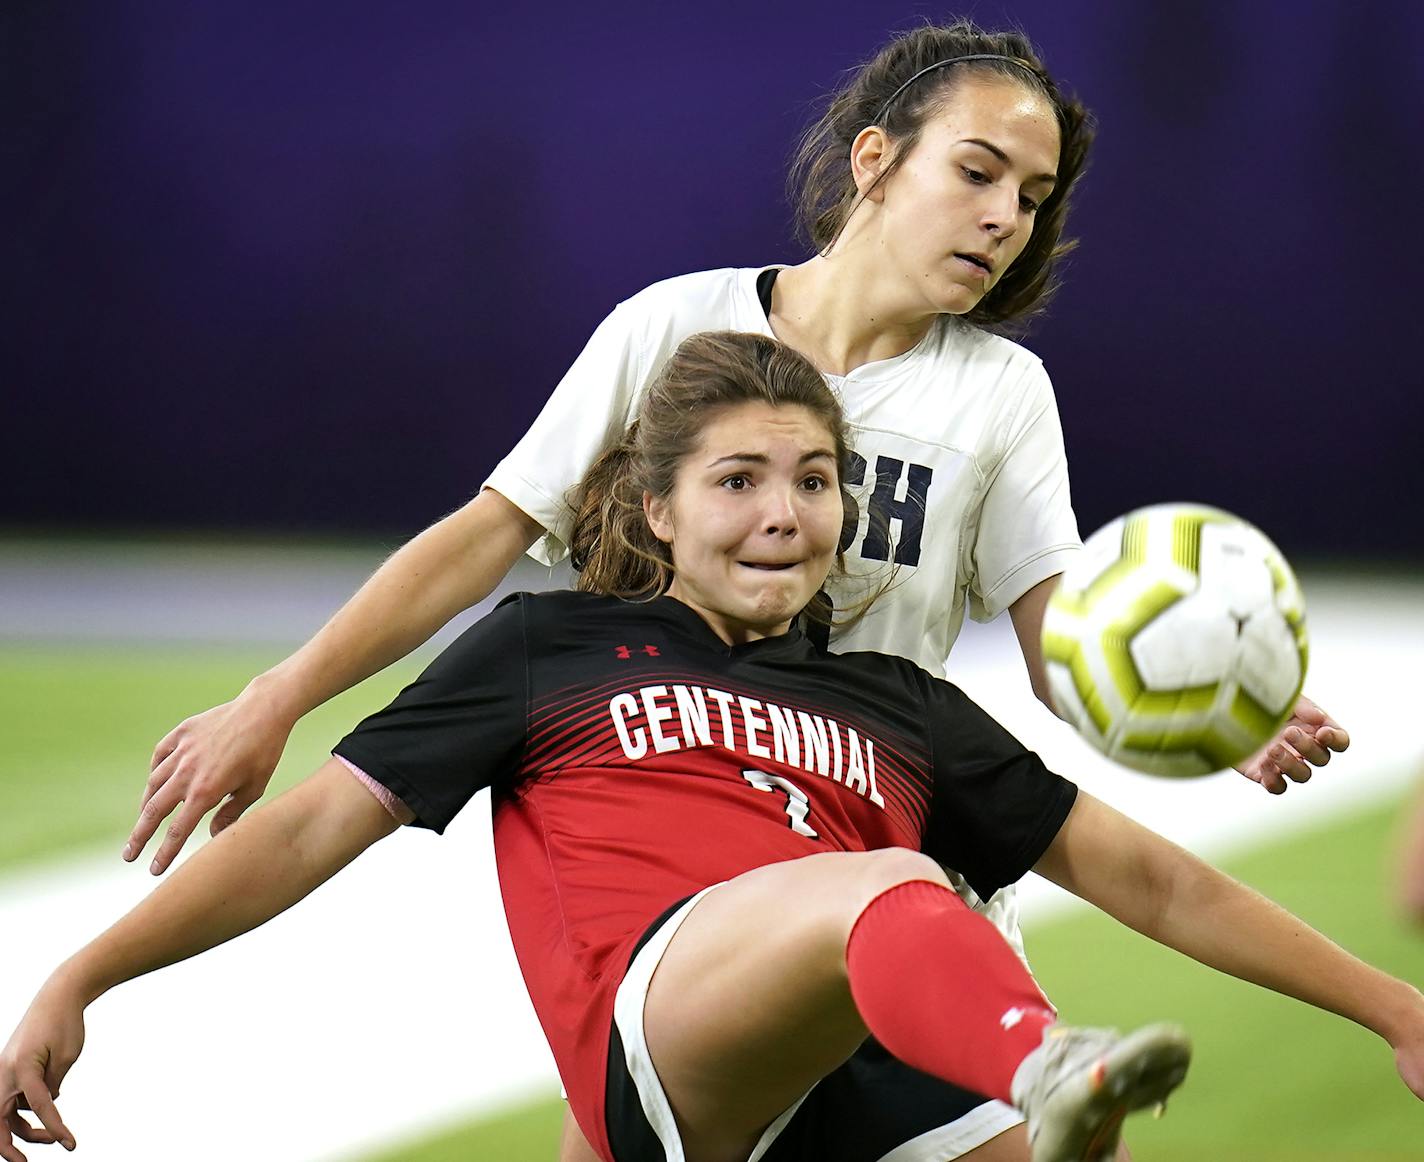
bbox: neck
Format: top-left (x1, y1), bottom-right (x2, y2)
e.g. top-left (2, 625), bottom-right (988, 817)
top-left (665, 587), bottom-right (791, 647)
top-left (772, 243), bottom-right (939, 376)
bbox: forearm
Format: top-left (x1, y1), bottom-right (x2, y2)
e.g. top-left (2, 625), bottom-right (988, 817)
top-left (1113, 835), bottom-right (1419, 1042)
top-left (59, 762), bottom-right (396, 1004)
top-left (249, 489), bottom-right (543, 722)
top-left (1041, 794), bottom-right (1424, 1046)
top-left (1008, 574), bottom-right (1061, 714)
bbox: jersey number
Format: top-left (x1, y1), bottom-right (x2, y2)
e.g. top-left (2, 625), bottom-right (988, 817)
top-left (742, 769), bottom-right (819, 839)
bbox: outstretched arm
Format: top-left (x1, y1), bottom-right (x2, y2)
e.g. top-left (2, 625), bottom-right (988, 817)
top-left (1034, 792), bottom-right (1424, 1098)
top-left (2, 760), bottom-right (401, 1159)
top-left (1397, 773), bottom-right (1424, 926)
top-left (1007, 577), bottom-right (1348, 791)
top-left (126, 488), bottom-right (542, 874)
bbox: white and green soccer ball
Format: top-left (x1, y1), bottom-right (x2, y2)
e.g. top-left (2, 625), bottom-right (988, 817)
top-left (1042, 503), bottom-right (1309, 777)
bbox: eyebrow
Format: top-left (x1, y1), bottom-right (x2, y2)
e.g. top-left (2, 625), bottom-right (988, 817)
top-left (960, 137), bottom-right (1057, 185)
top-left (707, 450), bottom-right (837, 468)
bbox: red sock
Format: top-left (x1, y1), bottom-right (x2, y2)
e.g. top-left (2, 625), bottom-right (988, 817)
top-left (845, 878), bottom-right (1056, 1101)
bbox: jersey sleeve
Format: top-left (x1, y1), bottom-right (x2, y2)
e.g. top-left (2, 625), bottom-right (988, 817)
top-left (483, 300), bottom-right (649, 566)
top-left (332, 595), bottom-right (529, 833)
top-left (915, 667), bottom-right (1077, 899)
top-left (968, 361), bottom-right (1082, 621)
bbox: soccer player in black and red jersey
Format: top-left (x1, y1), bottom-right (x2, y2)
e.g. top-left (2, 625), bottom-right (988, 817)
top-left (124, 19), bottom-right (1348, 1161)
top-left (3, 333), bottom-right (1420, 1162)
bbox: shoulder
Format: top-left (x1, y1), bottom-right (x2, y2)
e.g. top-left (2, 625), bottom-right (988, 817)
top-left (899, 320), bottom-right (1060, 446)
top-left (927, 319), bottom-right (1048, 388)
top-left (616, 267), bottom-right (760, 330)
top-left (820, 645), bottom-right (934, 697)
top-left (503, 589), bottom-right (666, 638)
top-left (825, 645), bottom-right (984, 711)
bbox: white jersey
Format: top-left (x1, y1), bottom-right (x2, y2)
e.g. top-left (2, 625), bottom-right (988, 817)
top-left (485, 266), bottom-right (1081, 957)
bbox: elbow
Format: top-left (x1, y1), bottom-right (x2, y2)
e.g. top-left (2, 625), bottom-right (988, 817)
top-left (1034, 676), bottom-right (1059, 719)
top-left (1128, 846), bottom-right (1210, 942)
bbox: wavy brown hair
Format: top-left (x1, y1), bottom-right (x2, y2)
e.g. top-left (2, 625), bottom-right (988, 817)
top-left (569, 331), bottom-right (874, 630)
top-left (788, 18), bottom-right (1095, 330)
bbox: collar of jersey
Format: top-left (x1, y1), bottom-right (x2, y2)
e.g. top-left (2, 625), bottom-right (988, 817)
top-left (740, 266), bottom-right (942, 385)
top-left (651, 595), bottom-right (810, 660)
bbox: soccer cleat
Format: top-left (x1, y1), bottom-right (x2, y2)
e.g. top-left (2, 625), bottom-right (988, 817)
top-left (1009, 1022), bottom-right (1192, 1162)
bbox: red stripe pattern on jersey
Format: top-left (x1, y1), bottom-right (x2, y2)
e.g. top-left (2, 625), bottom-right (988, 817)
top-left (522, 667), bottom-right (932, 847)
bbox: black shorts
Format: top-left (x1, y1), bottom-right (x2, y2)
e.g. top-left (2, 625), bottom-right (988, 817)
top-left (604, 891), bottom-right (1023, 1161)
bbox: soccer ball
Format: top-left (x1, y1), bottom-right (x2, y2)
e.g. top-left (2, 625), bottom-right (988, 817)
top-left (1042, 503), bottom-right (1308, 777)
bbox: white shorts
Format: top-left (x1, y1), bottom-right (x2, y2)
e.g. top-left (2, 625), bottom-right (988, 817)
top-left (605, 886), bottom-right (1024, 1162)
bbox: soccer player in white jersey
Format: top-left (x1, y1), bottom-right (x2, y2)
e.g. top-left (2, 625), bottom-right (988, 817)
top-left (121, 18), bottom-right (1347, 1161)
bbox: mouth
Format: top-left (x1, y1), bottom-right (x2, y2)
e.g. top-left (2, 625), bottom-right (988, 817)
top-left (954, 253), bottom-right (994, 279)
top-left (739, 561), bottom-right (799, 572)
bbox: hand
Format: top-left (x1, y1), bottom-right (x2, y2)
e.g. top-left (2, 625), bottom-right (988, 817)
top-left (1236, 695), bottom-right (1349, 795)
top-left (0, 983), bottom-right (85, 1161)
top-left (123, 684), bottom-right (294, 875)
top-left (1399, 1039), bottom-right (1424, 1101)
top-left (1390, 996), bottom-right (1424, 1101)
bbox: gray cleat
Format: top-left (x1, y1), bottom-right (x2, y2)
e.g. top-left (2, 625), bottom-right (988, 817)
top-left (1009, 1022), bottom-right (1192, 1161)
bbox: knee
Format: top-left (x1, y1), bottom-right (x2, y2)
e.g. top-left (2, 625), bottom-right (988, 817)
top-left (766, 848), bottom-right (952, 963)
top-left (822, 848), bottom-right (952, 963)
top-left (852, 847), bottom-right (951, 906)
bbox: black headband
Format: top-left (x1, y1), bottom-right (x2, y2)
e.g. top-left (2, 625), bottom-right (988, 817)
top-left (872, 54), bottom-right (1041, 126)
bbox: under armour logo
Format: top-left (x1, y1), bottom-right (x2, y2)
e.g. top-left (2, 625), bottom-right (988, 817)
top-left (614, 644), bottom-right (661, 659)
top-left (1000, 1007), bottom-right (1026, 1030)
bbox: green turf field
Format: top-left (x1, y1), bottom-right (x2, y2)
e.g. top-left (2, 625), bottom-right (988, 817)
top-left (365, 798), bottom-right (1424, 1161)
top-left (0, 644), bottom-right (423, 872)
top-left (2, 645), bottom-right (1420, 1159)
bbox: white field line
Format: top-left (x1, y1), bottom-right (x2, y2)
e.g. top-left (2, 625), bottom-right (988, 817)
top-left (1, 574), bottom-right (1420, 1161)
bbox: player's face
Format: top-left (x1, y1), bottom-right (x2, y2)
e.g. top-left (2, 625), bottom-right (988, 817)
top-left (872, 78), bottom-right (1060, 314)
top-left (646, 402), bottom-right (843, 646)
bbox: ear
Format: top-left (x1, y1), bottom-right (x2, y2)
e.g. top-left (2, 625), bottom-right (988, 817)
top-left (850, 125), bottom-right (893, 201)
top-left (644, 491), bottom-right (674, 546)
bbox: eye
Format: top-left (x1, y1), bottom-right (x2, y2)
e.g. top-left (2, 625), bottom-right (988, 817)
top-left (961, 166), bottom-right (991, 185)
top-left (800, 474), bottom-right (830, 493)
top-left (720, 473), bottom-right (751, 491)
top-left (1019, 194), bottom-right (1041, 214)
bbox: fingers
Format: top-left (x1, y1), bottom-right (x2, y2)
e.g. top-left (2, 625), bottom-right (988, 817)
top-left (1269, 739), bottom-right (1312, 783)
top-left (1291, 695), bottom-right (1328, 726)
top-left (1, 1101), bottom-right (31, 1162)
top-left (147, 794), bottom-right (215, 876)
top-left (0, 1120), bottom-right (28, 1162)
top-left (1240, 690), bottom-right (1352, 794)
top-left (149, 720), bottom-right (184, 774)
top-left (18, 1077), bottom-right (72, 1153)
top-left (1292, 696), bottom-right (1350, 753)
top-left (1318, 723), bottom-right (1350, 753)
top-left (1283, 726), bottom-right (1331, 768)
top-left (1248, 760), bottom-right (1288, 795)
top-left (11, 1115), bottom-right (57, 1144)
top-left (209, 788), bottom-right (261, 838)
top-left (1240, 742), bottom-right (1304, 793)
top-left (125, 749), bottom-right (184, 862)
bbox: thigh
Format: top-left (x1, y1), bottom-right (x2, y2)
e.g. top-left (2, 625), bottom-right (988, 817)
top-left (958, 1124), bottom-right (1028, 1161)
top-left (560, 1109), bottom-right (602, 1162)
top-left (643, 848), bottom-right (948, 1162)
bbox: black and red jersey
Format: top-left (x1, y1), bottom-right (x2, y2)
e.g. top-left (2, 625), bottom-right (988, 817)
top-left (334, 590), bottom-right (1076, 1159)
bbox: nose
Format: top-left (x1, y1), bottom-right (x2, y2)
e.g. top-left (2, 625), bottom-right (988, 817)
top-left (761, 486), bottom-right (800, 537)
top-left (981, 186), bottom-right (1020, 241)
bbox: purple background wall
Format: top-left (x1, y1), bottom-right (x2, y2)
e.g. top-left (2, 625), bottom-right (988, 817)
top-left (6, 1), bottom-right (1422, 558)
